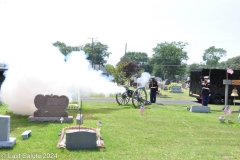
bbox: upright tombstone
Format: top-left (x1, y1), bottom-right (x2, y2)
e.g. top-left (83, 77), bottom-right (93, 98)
top-left (66, 90), bottom-right (96, 150)
top-left (190, 105), bottom-right (210, 113)
top-left (66, 130), bottom-right (97, 150)
top-left (0, 115), bottom-right (16, 148)
top-left (170, 86), bottom-right (183, 93)
top-left (76, 113), bottom-right (83, 125)
top-left (28, 94), bottom-right (73, 122)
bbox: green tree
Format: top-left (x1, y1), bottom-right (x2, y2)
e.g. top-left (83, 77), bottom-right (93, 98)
top-left (151, 41), bottom-right (189, 79)
top-left (82, 42), bottom-right (111, 66)
top-left (222, 55), bottom-right (240, 70)
top-left (187, 62), bottom-right (206, 73)
top-left (228, 56), bottom-right (240, 69)
top-left (122, 61), bottom-right (141, 78)
top-left (112, 61), bottom-right (128, 85)
top-left (202, 46), bottom-right (226, 68)
top-left (104, 64), bottom-right (115, 75)
top-left (121, 52), bottom-right (148, 62)
top-left (53, 41), bottom-right (80, 60)
top-left (217, 61), bottom-right (228, 69)
top-left (120, 52), bottom-right (152, 73)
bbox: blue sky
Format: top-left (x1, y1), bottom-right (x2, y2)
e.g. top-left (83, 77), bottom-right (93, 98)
top-left (0, 0), bottom-right (239, 66)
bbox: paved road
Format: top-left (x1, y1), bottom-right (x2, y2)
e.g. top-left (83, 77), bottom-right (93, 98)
top-left (81, 97), bottom-right (200, 105)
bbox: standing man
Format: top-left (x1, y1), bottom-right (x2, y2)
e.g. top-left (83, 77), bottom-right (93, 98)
top-left (149, 76), bottom-right (158, 103)
top-left (201, 76), bottom-right (211, 106)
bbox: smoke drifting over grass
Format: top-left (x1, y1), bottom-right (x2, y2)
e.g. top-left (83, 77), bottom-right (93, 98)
top-left (137, 72), bottom-right (151, 87)
top-left (0, 42), bottom-right (124, 115)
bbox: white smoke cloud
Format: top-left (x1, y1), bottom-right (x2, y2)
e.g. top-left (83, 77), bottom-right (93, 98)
top-left (0, 42), bottom-right (125, 115)
top-left (137, 72), bottom-right (151, 87)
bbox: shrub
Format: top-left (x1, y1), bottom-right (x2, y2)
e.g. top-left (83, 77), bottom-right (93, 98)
top-left (167, 83), bottom-right (179, 91)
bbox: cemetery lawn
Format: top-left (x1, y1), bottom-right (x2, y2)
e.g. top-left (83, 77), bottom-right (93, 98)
top-left (90, 87), bottom-right (194, 100)
top-left (1, 101), bottom-right (240, 160)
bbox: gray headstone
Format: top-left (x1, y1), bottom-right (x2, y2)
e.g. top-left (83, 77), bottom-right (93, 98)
top-left (170, 86), bottom-right (183, 93)
top-left (66, 130), bottom-right (97, 150)
top-left (0, 115), bottom-right (10, 141)
top-left (33, 94), bottom-right (69, 117)
top-left (0, 115), bottom-right (16, 148)
top-left (190, 105), bottom-right (210, 113)
top-left (76, 114), bottom-right (83, 125)
top-left (0, 138), bottom-right (16, 148)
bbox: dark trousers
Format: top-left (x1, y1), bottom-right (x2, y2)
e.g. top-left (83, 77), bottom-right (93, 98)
top-left (202, 94), bottom-right (209, 106)
top-left (150, 92), bottom-right (156, 103)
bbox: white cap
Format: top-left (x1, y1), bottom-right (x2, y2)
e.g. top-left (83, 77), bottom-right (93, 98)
top-left (151, 76), bottom-right (155, 78)
top-left (204, 76), bottom-right (209, 79)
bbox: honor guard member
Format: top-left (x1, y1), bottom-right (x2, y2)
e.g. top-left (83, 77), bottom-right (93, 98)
top-left (201, 76), bottom-right (211, 106)
top-left (149, 76), bottom-right (158, 103)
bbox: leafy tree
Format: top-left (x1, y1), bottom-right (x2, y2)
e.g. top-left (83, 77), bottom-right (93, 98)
top-left (202, 46), bottom-right (226, 68)
top-left (112, 61), bottom-right (128, 85)
top-left (187, 62), bottom-right (206, 73)
top-left (120, 52), bottom-right (152, 73)
top-left (122, 61), bottom-right (141, 78)
top-left (53, 41), bottom-right (80, 60)
top-left (217, 61), bottom-right (228, 69)
top-left (104, 64), bottom-right (115, 75)
top-left (82, 42), bottom-right (111, 66)
top-left (183, 62), bottom-right (207, 79)
top-left (229, 56), bottom-right (240, 69)
top-left (121, 52), bottom-right (148, 62)
top-left (223, 55), bottom-right (240, 70)
top-left (151, 41), bottom-right (189, 79)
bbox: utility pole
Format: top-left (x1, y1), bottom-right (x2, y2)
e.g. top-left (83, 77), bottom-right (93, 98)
top-left (91, 38), bottom-right (94, 68)
top-left (125, 43), bottom-right (127, 54)
top-left (88, 37), bottom-right (97, 69)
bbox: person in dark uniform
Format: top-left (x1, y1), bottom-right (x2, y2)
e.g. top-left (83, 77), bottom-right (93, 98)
top-left (201, 76), bottom-right (211, 106)
top-left (149, 76), bottom-right (158, 103)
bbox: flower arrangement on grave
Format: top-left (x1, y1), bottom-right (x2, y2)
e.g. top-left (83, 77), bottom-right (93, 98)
top-left (219, 115), bottom-right (225, 123)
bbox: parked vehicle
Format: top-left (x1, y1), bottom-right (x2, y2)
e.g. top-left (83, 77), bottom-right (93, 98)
top-left (0, 64), bottom-right (7, 90)
top-left (189, 68), bottom-right (240, 104)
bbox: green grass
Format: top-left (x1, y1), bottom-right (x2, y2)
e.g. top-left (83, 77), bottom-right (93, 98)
top-left (1, 100), bottom-right (240, 160)
top-left (89, 86), bottom-right (194, 100)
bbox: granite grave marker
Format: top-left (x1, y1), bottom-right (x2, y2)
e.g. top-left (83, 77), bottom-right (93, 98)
top-left (0, 115), bottom-right (16, 148)
top-left (170, 86), bottom-right (183, 93)
top-left (28, 94), bottom-right (73, 122)
top-left (66, 130), bottom-right (97, 150)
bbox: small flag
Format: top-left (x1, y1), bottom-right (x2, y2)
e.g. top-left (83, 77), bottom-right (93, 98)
top-left (139, 104), bottom-right (145, 114)
top-left (227, 68), bottom-right (234, 74)
top-left (224, 106), bottom-right (231, 115)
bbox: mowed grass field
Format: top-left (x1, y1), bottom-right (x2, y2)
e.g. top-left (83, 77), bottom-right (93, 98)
top-left (0, 89), bottom-right (240, 160)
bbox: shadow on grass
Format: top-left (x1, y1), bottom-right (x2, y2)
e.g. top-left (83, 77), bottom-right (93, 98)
top-left (158, 95), bottom-right (171, 98)
top-left (155, 103), bottom-right (164, 105)
top-left (210, 109), bottom-right (224, 113)
top-left (61, 148), bottom-right (102, 153)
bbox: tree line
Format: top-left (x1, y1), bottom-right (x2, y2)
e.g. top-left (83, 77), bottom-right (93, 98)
top-left (53, 41), bottom-right (240, 84)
